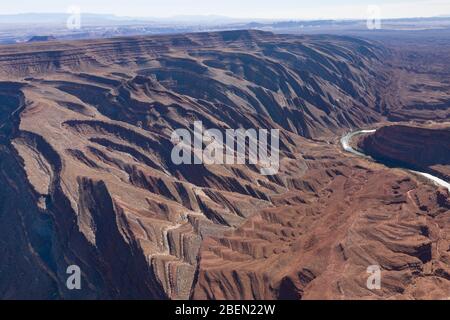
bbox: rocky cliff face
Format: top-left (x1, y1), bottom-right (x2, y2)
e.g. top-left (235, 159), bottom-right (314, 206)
top-left (359, 125), bottom-right (450, 180)
top-left (0, 31), bottom-right (388, 138)
top-left (0, 30), bottom-right (449, 299)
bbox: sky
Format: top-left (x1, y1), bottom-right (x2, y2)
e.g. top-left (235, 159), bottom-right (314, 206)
top-left (0, 0), bottom-right (450, 20)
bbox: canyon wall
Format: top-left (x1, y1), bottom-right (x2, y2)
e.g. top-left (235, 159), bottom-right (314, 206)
top-left (0, 31), bottom-right (448, 299)
top-left (359, 125), bottom-right (450, 180)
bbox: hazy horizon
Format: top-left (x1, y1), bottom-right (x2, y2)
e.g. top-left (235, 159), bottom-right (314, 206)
top-left (0, 0), bottom-right (450, 20)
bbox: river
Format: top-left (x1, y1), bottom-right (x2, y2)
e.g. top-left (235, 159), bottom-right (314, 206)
top-left (341, 129), bottom-right (450, 192)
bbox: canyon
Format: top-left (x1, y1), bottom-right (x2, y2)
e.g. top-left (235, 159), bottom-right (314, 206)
top-left (358, 125), bottom-right (450, 182)
top-left (0, 30), bottom-right (448, 299)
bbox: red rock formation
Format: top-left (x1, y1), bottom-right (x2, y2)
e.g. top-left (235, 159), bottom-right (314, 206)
top-left (192, 155), bottom-right (450, 300)
top-left (359, 125), bottom-right (450, 180)
top-left (0, 31), bottom-right (448, 300)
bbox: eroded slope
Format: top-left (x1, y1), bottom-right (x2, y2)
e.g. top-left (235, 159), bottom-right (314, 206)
top-left (0, 30), bottom-right (448, 299)
top-left (359, 125), bottom-right (450, 181)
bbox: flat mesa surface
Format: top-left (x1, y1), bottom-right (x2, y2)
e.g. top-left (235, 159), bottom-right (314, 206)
top-left (0, 30), bottom-right (449, 300)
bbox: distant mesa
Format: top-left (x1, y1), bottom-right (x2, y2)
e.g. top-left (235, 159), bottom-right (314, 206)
top-left (27, 35), bottom-right (57, 43)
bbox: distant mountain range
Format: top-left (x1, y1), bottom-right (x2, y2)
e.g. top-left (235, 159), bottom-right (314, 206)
top-left (0, 13), bottom-right (269, 26)
top-left (0, 13), bottom-right (450, 45)
top-left (1, 12), bottom-right (450, 26)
